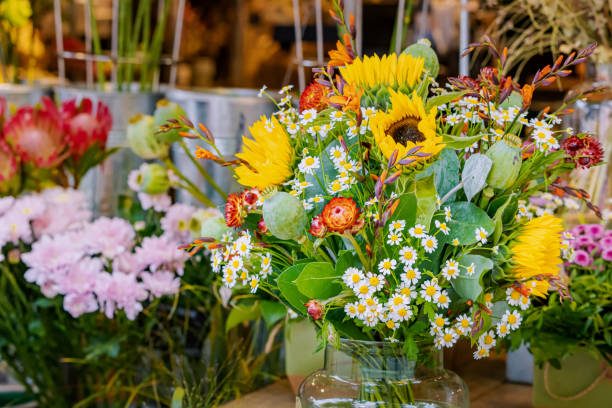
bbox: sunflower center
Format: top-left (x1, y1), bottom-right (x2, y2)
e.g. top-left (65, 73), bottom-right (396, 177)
top-left (387, 116), bottom-right (425, 146)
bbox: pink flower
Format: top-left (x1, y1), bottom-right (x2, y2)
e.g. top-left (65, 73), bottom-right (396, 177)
top-left (32, 188), bottom-right (91, 237)
top-left (0, 196), bottom-right (14, 215)
top-left (2, 96), bottom-right (66, 168)
top-left (95, 272), bottom-right (148, 320)
top-left (573, 249), bottom-right (593, 267)
top-left (141, 270), bottom-right (180, 298)
top-left (600, 237), bottom-right (612, 249)
top-left (0, 213), bottom-right (32, 245)
top-left (571, 225), bottom-right (587, 236)
top-left (135, 236), bottom-right (189, 275)
top-left (586, 224), bottom-right (605, 239)
top-left (9, 195), bottom-right (46, 221)
top-left (602, 248), bottom-right (612, 262)
top-left (161, 203), bottom-right (196, 242)
top-left (83, 217), bottom-right (135, 258)
top-left (112, 252), bottom-right (144, 275)
top-left (63, 293), bottom-right (99, 318)
top-left (575, 236), bottom-right (594, 248)
top-left (61, 97), bottom-right (112, 156)
top-left (138, 192), bottom-right (171, 212)
top-left (22, 233), bottom-right (83, 283)
top-left (57, 257), bottom-right (103, 295)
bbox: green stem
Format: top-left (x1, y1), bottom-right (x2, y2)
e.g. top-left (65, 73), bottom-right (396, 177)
top-left (343, 232), bottom-right (369, 271)
top-left (180, 141), bottom-right (228, 200)
top-left (88, 0), bottom-right (106, 89)
top-left (164, 158), bottom-right (215, 207)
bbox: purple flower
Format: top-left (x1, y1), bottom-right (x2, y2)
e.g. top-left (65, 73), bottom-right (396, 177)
top-left (573, 249), bottom-right (593, 267)
top-left (586, 224), bottom-right (605, 239)
top-left (83, 217), bottom-right (135, 258)
top-left (602, 248), bottom-right (612, 262)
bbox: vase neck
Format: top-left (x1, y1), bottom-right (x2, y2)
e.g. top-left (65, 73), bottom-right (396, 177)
top-left (324, 339), bottom-right (442, 380)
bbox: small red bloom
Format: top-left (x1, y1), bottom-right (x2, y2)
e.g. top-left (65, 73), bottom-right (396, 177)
top-left (305, 299), bottom-right (324, 321)
top-left (561, 135), bottom-right (584, 156)
top-left (321, 197), bottom-right (361, 234)
top-left (349, 215), bottom-right (365, 235)
top-left (299, 82), bottom-right (329, 113)
top-left (309, 215), bottom-right (327, 237)
top-left (224, 193), bottom-right (246, 228)
top-left (563, 135), bottom-right (603, 169)
top-left (257, 218), bottom-right (268, 234)
top-left (243, 188), bottom-right (261, 208)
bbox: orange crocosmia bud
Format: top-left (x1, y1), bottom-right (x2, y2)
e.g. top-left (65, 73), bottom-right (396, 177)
top-left (521, 84), bottom-right (534, 107)
top-left (389, 199), bottom-right (400, 216)
top-left (195, 146), bottom-right (219, 161)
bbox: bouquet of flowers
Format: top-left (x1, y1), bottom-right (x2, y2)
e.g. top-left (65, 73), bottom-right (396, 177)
top-left (0, 95), bottom-right (114, 195)
top-left (512, 223), bottom-right (612, 367)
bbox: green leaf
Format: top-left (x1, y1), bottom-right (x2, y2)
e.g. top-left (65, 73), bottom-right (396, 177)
top-left (388, 193), bottom-right (417, 227)
top-left (452, 254), bottom-right (494, 300)
top-left (441, 201), bottom-right (495, 245)
top-left (335, 251), bottom-right (362, 275)
top-left (225, 303), bottom-right (261, 332)
top-left (171, 387), bottom-right (185, 408)
top-left (325, 309), bottom-right (369, 340)
top-left (295, 262), bottom-right (342, 300)
top-left (260, 300), bottom-right (287, 328)
top-left (277, 263), bottom-right (310, 314)
top-left (462, 153), bottom-right (492, 201)
top-left (410, 173), bottom-right (437, 226)
top-left (491, 194), bottom-right (515, 244)
top-left (442, 133), bottom-right (486, 149)
top-left (426, 91), bottom-right (466, 111)
top-left (488, 194), bottom-right (518, 225)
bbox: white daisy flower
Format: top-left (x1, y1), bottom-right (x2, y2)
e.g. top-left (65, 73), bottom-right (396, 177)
top-left (409, 224), bottom-right (427, 238)
top-left (279, 95), bottom-right (292, 106)
top-left (454, 314), bottom-right (473, 336)
top-left (387, 232), bottom-right (403, 246)
top-left (474, 227), bottom-right (488, 244)
top-left (431, 313), bottom-right (449, 331)
top-left (503, 310), bottom-right (523, 331)
top-left (260, 253), bottom-right (272, 274)
top-left (478, 330), bottom-right (496, 349)
top-left (257, 85), bottom-right (267, 97)
top-left (365, 197), bottom-right (378, 207)
top-left (446, 113), bottom-right (463, 125)
top-left (398, 283), bottom-right (418, 301)
top-left (211, 251), bottom-right (223, 273)
top-left (401, 266), bottom-right (421, 285)
top-left (506, 287), bottom-right (522, 307)
top-left (298, 156), bottom-right (320, 175)
top-left (310, 195), bottom-right (325, 204)
top-left (330, 110), bottom-right (345, 122)
top-left (354, 280), bottom-right (375, 299)
top-left (444, 206), bottom-right (452, 221)
top-left (465, 263), bottom-right (475, 276)
top-left (452, 238), bottom-right (460, 246)
top-left (389, 220), bottom-right (406, 232)
top-left (399, 246), bottom-right (418, 265)
top-left (345, 302), bottom-right (359, 318)
top-left (378, 258), bottom-right (397, 275)
top-left (420, 279), bottom-right (440, 302)
top-left (439, 328), bottom-right (459, 347)
top-left (249, 276), bottom-right (260, 293)
top-left (286, 122), bottom-right (299, 135)
top-left (421, 235), bottom-right (438, 253)
top-left (435, 219), bottom-right (450, 235)
top-left (473, 346), bottom-right (490, 359)
top-left (496, 321), bottom-right (510, 338)
top-left (279, 84), bottom-right (293, 94)
top-left (434, 290), bottom-right (450, 309)
top-left (483, 292), bottom-right (494, 309)
top-left (302, 201), bottom-right (314, 210)
top-left (223, 270), bottom-right (237, 288)
top-left (300, 108), bottom-right (317, 125)
top-left (365, 272), bottom-right (385, 291)
top-left (342, 267), bottom-right (364, 289)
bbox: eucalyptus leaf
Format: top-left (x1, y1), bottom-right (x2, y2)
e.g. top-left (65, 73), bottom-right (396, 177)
top-left (388, 193), bottom-right (417, 227)
top-left (296, 262), bottom-right (342, 300)
top-left (226, 303), bottom-right (261, 332)
top-left (442, 133), bottom-right (486, 149)
top-left (438, 202), bottom-right (495, 245)
top-left (462, 154), bottom-right (492, 201)
top-left (426, 91), bottom-right (466, 111)
top-left (277, 263), bottom-right (310, 314)
top-left (452, 254), bottom-right (494, 300)
top-left (410, 173), bottom-right (438, 226)
top-left (260, 300), bottom-right (287, 328)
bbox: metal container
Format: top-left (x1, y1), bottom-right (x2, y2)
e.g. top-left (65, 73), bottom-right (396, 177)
top-left (0, 84), bottom-right (50, 107)
top-left (506, 342), bottom-right (534, 384)
top-left (166, 87), bottom-right (276, 207)
top-left (54, 85), bottom-right (163, 214)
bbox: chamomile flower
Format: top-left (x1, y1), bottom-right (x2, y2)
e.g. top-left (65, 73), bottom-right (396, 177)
top-left (365, 197), bottom-right (378, 207)
top-left (365, 272), bottom-right (385, 291)
top-left (309, 196), bottom-right (325, 206)
top-left (300, 109), bottom-right (317, 125)
top-left (330, 110), bottom-right (345, 122)
top-left (503, 310), bottom-right (523, 330)
top-left (286, 122), bottom-right (299, 135)
top-left (249, 276), bottom-right (260, 293)
top-left (345, 302), bottom-right (359, 318)
top-left (319, 124), bottom-right (332, 138)
top-left (444, 206), bottom-right (452, 221)
top-left (442, 259), bottom-right (460, 280)
top-left (391, 304), bottom-right (413, 322)
top-left (398, 283), bottom-right (417, 301)
top-left (233, 236), bottom-right (253, 257)
top-left (518, 294), bottom-right (531, 311)
top-left (298, 156), bottom-right (320, 175)
top-left (446, 113), bottom-right (462, 125)
top-left (399, 246), bottom-right (418, 265)
top-left (387, 232), bottom-right (403, 246)
top-left (483, 292), bottom-right (494, 309)
top-left (378, 258), bottom-right (397, 275)
top-left (342, 267), bottom-right (365, 289)
top-left (329, 146), bottom-right (346, 163)
top-left (435, 219), bottom-right (450, 235)
top-left (302, 201), bottom-right (314, 210)
top-left (260, 253), bottom-right (272, 274)
top-left (409, 224), bottom-right (427, 238)
top-left (354, 280), bottom-right (375, 299)
top-left (389, 220), bottom-right (406, 232)
top-left (227, 256), bottom-right (244, 273)
top-left (434, 290), bottom-right (450, 309)
top-left (361, 106), bottom-right (377, 119)
top-left (420, 279), bottom-right (441, 302)
top-left (385, 318), bottom-right (399, 330)
top-left (431, 314), bottom-right (449, 333)
top-left (530, 118), bottom-right (553, 129)
top-left (223, 271), bottom-right (237, 288)
top-left (479, 331), bottom-right (496, 349)
top-left (257, 85), bottom-right (268, 97)
top-left (465, 263), bottom-right (475, 276)
top-left (211, 251), bottom-right (223, 273)
top-left (421, 235), bottom-right (438, 253)
top-left (401, 266), bottom-right (421, 285)
top-left (452, 238), bottom-right (460, 246)
top-left (388, 293), bottom-right (409, 308)
top-left (506, 287), bottom-right (522, 307)
top-left (496, 321), bottom-right (510, 338)
top-left (439, 328), bottom-right (459, 347)
top-left (491, 128), bottom-right (505, 141)
top-left (473, 346), bottom-right (490, 359)
top-left (328, 178), bottom-right (349, 194)
top-left (474, 227), bottom-right (488, 244)
top-left (454, 314), bottom-right (473, 336)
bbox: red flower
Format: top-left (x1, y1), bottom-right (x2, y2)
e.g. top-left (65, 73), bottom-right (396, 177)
top-left (243, 188), bottom-right (261, 208)
top-left (299, 82), bottom-right (329, 113)
top-left (257, 218), bottom-right (268, 234)
top-left (309, 215), bottom-right (327, 237)
top-left (0, 140), bottom-right (19, 194)
top-left (3, 96), bottom-right (66, 168)
top-left (561, 135), bottom-right (584, 156)
top-left (563, 135), bottom-right (603, 169)
top-left (61, 97), bottom-right (112, 156)
top-left (224, 193), bottom-right (247, 228)
top-left (321, 197), bottom-right (361, 234)
top-left (349, 215), bottom-right (365, 235)
top-left (305, 299), bottom-right (324, 321)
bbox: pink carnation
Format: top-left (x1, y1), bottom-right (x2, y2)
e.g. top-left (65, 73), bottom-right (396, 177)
top-left (135, 236), bottom-right (189, 275)
top-left (602, 248), bottom-right (612, 262)
top-left (141, 270), bottom-right (181, 298)
top-left (573, 249), bottom-right (593, 267)
top-left (161, 203), bottom-right (196, 242)
top-left (138, 192), bottom-right (172, 212)
top-left (0, 214), bottom-right (32, 245)
top-left (83, 217), bottom-right (135, 258)
top-left (57, 257), bottom-right (103, 295)
top-left (95, 272), bottom-right (148, 320)
top-left (0, 197), bottom-right (14, 215)
top-left (63, 293), bottom-right (99, 318)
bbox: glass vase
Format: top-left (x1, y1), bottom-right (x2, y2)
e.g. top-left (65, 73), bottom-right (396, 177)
top-left (298, 339), bottom-right (469, 407)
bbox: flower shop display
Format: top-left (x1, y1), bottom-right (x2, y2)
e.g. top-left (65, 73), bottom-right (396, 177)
top-left (511, 223), bottom-right (612, 407)
top-left (170, 2), bottom-right (605, 405)
top-left (0, 95), bottom-right (114, 195)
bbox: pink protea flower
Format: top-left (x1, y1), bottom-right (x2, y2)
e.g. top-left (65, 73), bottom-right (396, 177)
top-left (61, 97), bottom-right (112, 156)
top-left (0, 140), bottom-right (19, 194)
top-left (3, 96), bottom-right (66, 168)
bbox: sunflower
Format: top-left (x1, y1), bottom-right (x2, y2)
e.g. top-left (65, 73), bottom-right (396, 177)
top-left (339, 53), bottom-right (424, 92)
top-left (510, 215), bottom-right (564, 280)
top-left (234, 116), bottom-right (292, 189)
top-left (370, 90), bottom-right (443, 167)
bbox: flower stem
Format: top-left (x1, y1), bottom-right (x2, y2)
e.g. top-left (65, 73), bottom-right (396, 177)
top-left (344, 232), bottom-right (370, 271)
top-left (164, 159), bottom-right (215, 207)
top-left (180, 141), bottom-right (227, 200)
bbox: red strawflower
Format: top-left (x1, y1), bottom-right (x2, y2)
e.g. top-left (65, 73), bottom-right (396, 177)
top-left (349, 215), bottom-right (365, 235)
top-left (563, 135), bottom-right (603, 169)
top-left (309, 215), bottom-right (327, 237)
top-left (61, 97), bottom-right (112, 156)
top-left (257, 218), bottom-right (268, 234)
top-left (224, 193), bottom-right (247, 228)
top-left (243, 188), bottom-right (261, 208)
top-left (3, 96), bottom-right (66, 168)
top-left (321, 197), bottom-right (361, 234)
top-left (299, 82), bottom-right (329, 113)
top-left (561, 135), bottom-right (584, 157)
top-left (305, 299), bottom-right (324, 321)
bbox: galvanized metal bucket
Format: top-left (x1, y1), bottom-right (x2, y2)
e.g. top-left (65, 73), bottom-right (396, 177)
top-left (165, 87), bottom-right (276, 207)
top-left (0, 84), bottom-right (50, 107)
top-left (506, 342), bottom-right (534, 384)
top-left (54, 85), bottom-right (163, 215)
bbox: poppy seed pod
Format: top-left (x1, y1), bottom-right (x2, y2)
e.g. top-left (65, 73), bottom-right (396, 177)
top-left (262, 192), bottom-right (307, 241)
top-left (486, 134), bottom-right (522, 190)
top-left (136, 163), bottom-right (170, 195)
top-left (127, 113), bottom-right (169, 159)
top-left (153, 99), bottom-right (188, 144)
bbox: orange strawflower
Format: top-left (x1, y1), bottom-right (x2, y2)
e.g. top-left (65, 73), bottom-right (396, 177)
top-left (321, 197), bottom-right (361, 234)
top-left (224, 193), bottom-right (247, 228)
top-left (299, 82), bottom-right (329, 113)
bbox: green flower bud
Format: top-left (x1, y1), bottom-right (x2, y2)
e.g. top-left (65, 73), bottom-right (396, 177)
top-left (154, 99), bottom-right (188, 144)
top-left (201, 216), bottom-right (232, 241)
top-left (136, 163), bottom-right (170, 194)
top-left (403, 39), bottom-right (439, 78)
top-left (127, 113), bottom-right (169, 159)
top-left (262, 192), bottom-right (307, 241)
top-left (190, 209), bottom-right (220, 238)
top-left (486, 134), bottom-right (522, 190)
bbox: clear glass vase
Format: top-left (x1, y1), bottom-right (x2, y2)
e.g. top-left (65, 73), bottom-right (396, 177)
top-left (298, 339), bottom-right (469, 408)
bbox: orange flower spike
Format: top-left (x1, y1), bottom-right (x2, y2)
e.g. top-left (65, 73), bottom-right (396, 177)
top-left (370, 174), bottom-right (379, 181)
top-left (554, 55), bottom-right (564, 67)
top-left (389, 199), bottom-right (400, 216)
top-left (195, 146), bottom-right (220, 161)
top-left (540, 65), bottom-right (551, 77)
top-left (521, 84), bottom-right (534, 107)
top-left (328, 40), bottom-right (353, 67)
top-left (380, 169), bottom-right (388, 184)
